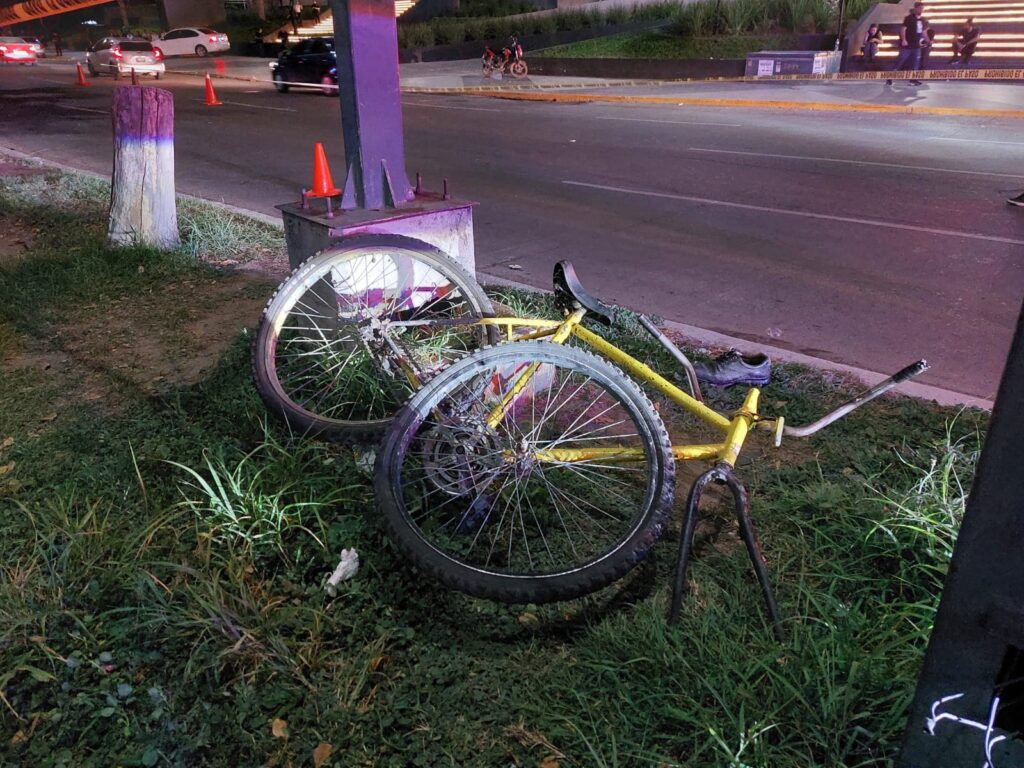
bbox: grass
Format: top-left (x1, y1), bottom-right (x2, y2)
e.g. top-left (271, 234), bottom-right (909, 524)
top-left (0, 160), bottom-right (992, 766)
top-left (542, 30), bottom-right (801, 59)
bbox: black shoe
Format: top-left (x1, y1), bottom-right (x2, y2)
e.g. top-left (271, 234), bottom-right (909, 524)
top-left (909, 79), bottom-right (923, 85)
top-left (693, 350), bottom-right (771, 388)
top-left (1009, 193), bottom-right (1024, 208)
top-left (885, 78), bottom-right (893, 85)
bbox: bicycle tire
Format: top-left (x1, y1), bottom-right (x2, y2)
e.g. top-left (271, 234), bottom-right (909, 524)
top-left (253, 235), bottom-right (496, 443)
top-left (375, 341), bottom-right (675, 603)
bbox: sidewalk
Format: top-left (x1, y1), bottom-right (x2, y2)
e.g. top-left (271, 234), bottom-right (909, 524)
top-left (34, 54), bottom-right (1024, 117)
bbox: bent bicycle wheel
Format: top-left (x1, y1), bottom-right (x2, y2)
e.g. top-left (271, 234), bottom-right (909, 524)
top-left (375, 341), bottom-right (675, 603)
top-left (253, 235), bottom-right (496, 443)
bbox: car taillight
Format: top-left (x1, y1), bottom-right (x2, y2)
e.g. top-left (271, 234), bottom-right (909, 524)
top-left (111, 46), bottom-right (122, 58)
top-left (154, 47), bottom-right (164, 60)
top-left (0, 47), bottom-right (7, 53)
top-left (209, 35), bottom-right (218, 43)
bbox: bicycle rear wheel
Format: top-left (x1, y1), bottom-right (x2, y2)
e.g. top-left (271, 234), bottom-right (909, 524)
top-left (375, 342), bottom-right (675, 603)
top-left (253, 235), bottom-right (496, 443)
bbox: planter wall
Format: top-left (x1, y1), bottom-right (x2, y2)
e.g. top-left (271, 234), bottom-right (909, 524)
top-left (527, 55), bottom-right (745, 78)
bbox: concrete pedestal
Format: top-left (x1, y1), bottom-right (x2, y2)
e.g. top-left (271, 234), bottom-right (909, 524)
top-left (278, 193), bottom-right (476, 273)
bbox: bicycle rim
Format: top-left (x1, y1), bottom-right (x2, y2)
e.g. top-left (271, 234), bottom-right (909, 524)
top-left (376, 342), bottom-right (675, 603)
top-left (254, 236), bottom-right (495, 441)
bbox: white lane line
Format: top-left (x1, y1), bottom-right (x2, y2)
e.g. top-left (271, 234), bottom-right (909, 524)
top-left (928, 136), bottom-right (1024, 147)
top-left (596, 116), bottom-right (743, 128)
top-left (194, 99), bottom-right (296, 112)
top-left (687, 146), bottom-right (1024, 180)
top-left (55, 104), bottom-right (106, 114)
top-left (402, 100), bottom-right (501, 112)
top-left (563, 179), bottom-right (1024, 247)
top-left (29, 76), bottom-right (69, 84)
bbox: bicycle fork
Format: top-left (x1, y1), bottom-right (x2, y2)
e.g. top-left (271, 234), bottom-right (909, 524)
top-left (669, 463), bottom-right (785, 642)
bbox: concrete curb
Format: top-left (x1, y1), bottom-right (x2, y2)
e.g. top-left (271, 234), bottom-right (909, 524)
top-left (1, 145), bottom-right (992, 409)
top-left (414, 88), bottom-right (1024, 119)
top-left (480, 272), bottom-right (993, 410)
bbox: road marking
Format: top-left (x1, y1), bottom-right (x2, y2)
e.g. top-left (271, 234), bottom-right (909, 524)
top-left (55, 104), bottom-right (106, 114)
top-left (927, 136), bottom-right (1024, 147)
top-left (563, 179), bottom-right (1024, 246)
top-left (195, 99), bottom-right (297, 112)
top-left (29, 76), bottom-right (69, 85)
top-left (402, 100), bottom-right (501, 112)
top-left (687, 146), bottom-right (1024, 180)
top-left (596, 116), bottom-right (743, 128)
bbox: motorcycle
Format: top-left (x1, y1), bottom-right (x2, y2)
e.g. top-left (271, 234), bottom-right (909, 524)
top-left (482, 35), bottom-right (528, 79)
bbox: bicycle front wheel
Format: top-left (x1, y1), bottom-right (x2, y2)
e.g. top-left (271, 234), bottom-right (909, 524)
top-left (375, 342), bottom-right (676, 603)
top-left (253, 235), bottom-right (496, 443)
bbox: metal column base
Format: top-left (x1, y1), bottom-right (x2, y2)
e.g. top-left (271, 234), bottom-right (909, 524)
top-left (668, 463), bottom-right (785, 642)
top-left (277, 191), bottom-right (477, 272)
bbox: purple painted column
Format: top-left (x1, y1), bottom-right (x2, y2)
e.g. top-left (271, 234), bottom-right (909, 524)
top-left (108, 86), bottom-right (179, 249)
top-left (332, 0), bottom-right (415, 210)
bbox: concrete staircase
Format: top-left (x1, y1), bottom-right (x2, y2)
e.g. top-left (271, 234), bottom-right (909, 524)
top-left (285, 0), bottom-right (418, 39)
top-left (869, 0), bottom-right (1024, 65)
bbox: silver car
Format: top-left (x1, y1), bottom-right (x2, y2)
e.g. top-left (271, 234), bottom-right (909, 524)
top-left (86, 38), bottom-right (165, 78)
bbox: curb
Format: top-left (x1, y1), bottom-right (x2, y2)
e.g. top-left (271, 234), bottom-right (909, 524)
top-left (414, 88), bottom-right (1024, 118)
top-left (479, 273), bottom-right (993, 410)
top-left (0, 145), bottom-right (994, 410)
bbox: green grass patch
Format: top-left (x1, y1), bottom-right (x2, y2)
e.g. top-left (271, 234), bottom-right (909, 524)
top-left (0, 162), bottom-right (991, 767)
top-left (542, 30), bottom-right (800, 59)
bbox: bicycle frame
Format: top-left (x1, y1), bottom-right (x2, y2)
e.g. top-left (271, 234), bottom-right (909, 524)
top-left (462, 308), bottom-right (762, 468)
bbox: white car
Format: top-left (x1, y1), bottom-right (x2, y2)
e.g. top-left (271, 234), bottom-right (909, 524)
top-left (157, 27), bottom-right (229, 57)
top-left (86, 38), bottom-right (165, 78)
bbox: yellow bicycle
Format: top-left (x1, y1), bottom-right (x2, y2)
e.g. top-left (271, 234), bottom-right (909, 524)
top-left (371, 262), bottom-right (928, 638)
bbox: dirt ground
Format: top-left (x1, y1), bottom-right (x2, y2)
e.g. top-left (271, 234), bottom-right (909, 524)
top-left (1, 212), bottom-right (275, 406)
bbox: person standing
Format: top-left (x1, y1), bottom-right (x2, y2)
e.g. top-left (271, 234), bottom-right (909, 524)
top-left (889, 2), bottom-right (927, 85)
top-left (51, 31), bottom-right (62, 57)
top-left (311, 0), bottom-right (321, 25)
top-left (862, 24), bottom-right (883, 68)
top-left (949, 18), bottom-right (981, 66)
top-left (292, 0), bottom-right (303, 32)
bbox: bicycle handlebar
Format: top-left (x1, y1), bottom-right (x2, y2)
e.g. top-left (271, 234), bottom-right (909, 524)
top-left (777, 359), bottom-right (929, 441)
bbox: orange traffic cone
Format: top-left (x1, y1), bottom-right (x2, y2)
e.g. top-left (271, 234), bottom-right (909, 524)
top-left (75, 61), bottom-right (91, 87)
top-left (204, 73), bottom-right (222, 106)
top-left (308, 143), bottom-right (340, 198)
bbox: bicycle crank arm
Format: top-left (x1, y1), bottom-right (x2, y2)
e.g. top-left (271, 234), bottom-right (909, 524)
top-left (781, 359), bottom-right (929, 439)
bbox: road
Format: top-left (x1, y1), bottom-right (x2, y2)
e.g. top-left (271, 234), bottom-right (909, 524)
top-left (2, 60), bottom-right (1022, 400)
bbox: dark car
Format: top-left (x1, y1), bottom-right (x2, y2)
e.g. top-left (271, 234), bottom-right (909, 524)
top-left (270, 37), bottom-right (337, 96)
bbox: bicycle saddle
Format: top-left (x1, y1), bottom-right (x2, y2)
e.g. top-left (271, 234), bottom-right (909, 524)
top-left (553, 260), bottom-right (616, 327)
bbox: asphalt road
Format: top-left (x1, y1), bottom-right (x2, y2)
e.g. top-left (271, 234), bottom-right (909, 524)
top-left (2, 61), bottom-right (1022, 400)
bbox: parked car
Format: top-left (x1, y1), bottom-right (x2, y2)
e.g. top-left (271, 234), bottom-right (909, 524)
top-left (157, 27), bottom-right (229, 57)
top-left (270, 37), bottom-right (338, 96)
top-left (22, 36), bottom-right (45, 57)
top-left (0, 37), bottom-right (37, 64)
top-left (86, 38), bottom-right (165, 78)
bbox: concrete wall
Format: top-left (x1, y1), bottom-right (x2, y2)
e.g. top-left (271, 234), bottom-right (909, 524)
top-left (158, 0), bottom-right (226, 30)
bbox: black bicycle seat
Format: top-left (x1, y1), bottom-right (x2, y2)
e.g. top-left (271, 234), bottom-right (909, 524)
top-left (553, 260), bottom-right (616, 327)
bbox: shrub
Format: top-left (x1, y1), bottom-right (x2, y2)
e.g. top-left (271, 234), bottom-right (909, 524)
top-left (463, 19), bottom-right (490, 40)
top-left (534, 14), bottom-right (559, 33)
top-left (556, 9), bottom-right (588, 31)
top-left (605, 6), bottom-right (631, 25)
top-left (433, 20), bottom-right (466, 44)
top-left (405, 22), bottom-right (436, 47)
